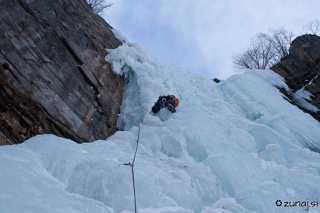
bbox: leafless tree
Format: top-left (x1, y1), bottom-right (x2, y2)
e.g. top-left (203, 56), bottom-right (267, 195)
top-left (86, 0), bottom-right (113, 15)
top-left (233, 27), bottom-right (294, 71)
top-left (270, 27), bottom-right (294, 61)
top-left (303, 20), bottom-right (320, 35)
top-left (233, 33), bottom-right (276, 70)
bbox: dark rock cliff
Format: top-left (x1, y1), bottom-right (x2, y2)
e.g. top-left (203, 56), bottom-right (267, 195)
top-left (0, 0), bottom-right (124, 145)
top-left (271, 34), bottom-right (320, 122)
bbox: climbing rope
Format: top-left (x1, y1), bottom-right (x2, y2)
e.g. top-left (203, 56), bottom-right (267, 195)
top-left (123, 122), bottom-right (141, 213)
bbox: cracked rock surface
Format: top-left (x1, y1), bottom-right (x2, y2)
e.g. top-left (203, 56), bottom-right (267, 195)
top-left (0, 0), bottom-right (124, 145)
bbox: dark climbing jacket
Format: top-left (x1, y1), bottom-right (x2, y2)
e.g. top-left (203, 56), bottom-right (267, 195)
top-left (152, 95), bottom-right (179, 114)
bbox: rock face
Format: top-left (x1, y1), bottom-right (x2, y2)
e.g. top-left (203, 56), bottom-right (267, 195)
top-left (0, 0), bottom-right (124, 145)
top-left (271, 34), bottom-right (320, 122)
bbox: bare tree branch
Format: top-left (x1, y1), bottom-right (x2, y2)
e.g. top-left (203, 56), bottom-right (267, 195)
top-left (303, 20), bottom-right (320, 35)
top-left (270, 27), bottom-right (294, 61)
top-left (233, 27), bottom-right (294, 71)
top-left (86, 0), bottom-right (113, 15)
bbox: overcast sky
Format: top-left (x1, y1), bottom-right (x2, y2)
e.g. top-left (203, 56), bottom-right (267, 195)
top-left (103, 0), bottom-right (320, 80)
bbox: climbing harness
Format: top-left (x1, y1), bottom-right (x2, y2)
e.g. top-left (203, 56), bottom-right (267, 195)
top-left (123, 122), bottom-right (141, 213)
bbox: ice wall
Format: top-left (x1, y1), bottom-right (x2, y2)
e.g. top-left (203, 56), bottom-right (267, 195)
top-left (1, 40), bottom-right (320, 213)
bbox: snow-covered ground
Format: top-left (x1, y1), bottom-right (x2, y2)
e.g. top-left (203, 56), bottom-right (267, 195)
top-left (1, 35), bottom-right (320, 213)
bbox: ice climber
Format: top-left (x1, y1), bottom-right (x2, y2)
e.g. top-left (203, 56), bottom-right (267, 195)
top-left (151, 95), bottom-right (179, 114)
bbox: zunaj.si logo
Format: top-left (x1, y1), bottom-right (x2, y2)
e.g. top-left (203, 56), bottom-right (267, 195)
top-left (275, 199), bottom-right (319, 211)
top-left (275, 200), bottom-right (282, 207)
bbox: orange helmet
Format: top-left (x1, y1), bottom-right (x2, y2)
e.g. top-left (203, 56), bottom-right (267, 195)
top-left (174, 97), bottom-right (179, 107)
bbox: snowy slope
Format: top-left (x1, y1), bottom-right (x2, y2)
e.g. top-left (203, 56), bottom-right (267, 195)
top-left (1, 38), bottom-right (320, 213)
